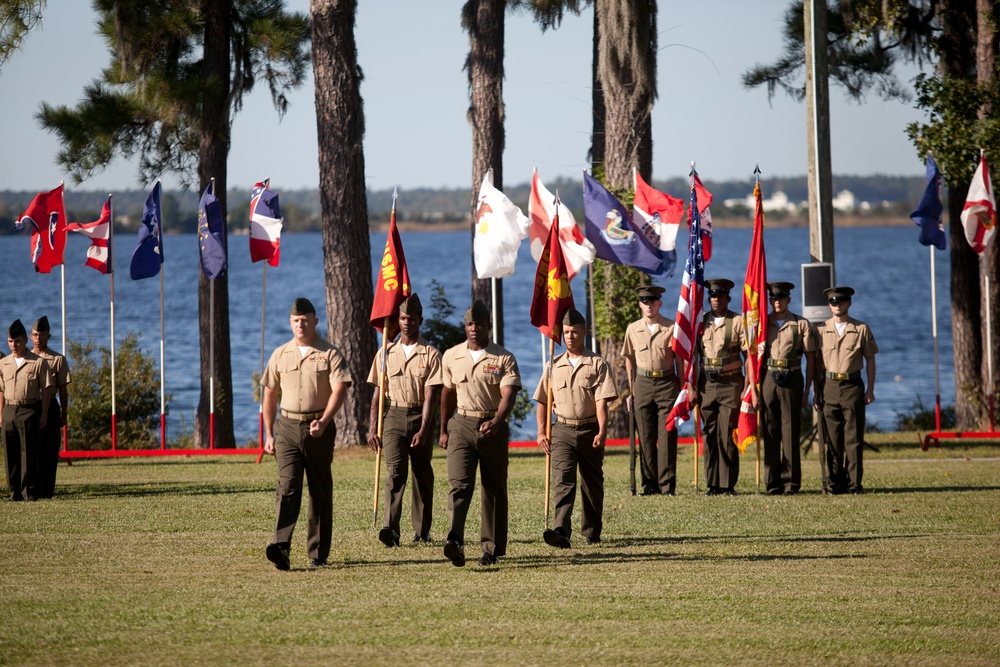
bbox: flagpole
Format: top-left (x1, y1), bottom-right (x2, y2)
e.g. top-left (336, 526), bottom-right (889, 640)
top-left (588, 264), bottom-right (598, 353)
top-left (59, 182), bottom-right (68, 453)
top-left (693, 403), bottom-right (701, 492)
top-left (259, 264), bottom-right (268, 450)
top-left (544, 338), bottom-right (555, 530)
top-left (987, 271), bottom-right (995, 432)
top-left (373, 318), bottom-right (390, 528)
top-left (159, 179), bottom-right (166, 450)
top-left (930, 245), bottom-right (941, 432)
top-left (109, 195), bottom-right (117, 451)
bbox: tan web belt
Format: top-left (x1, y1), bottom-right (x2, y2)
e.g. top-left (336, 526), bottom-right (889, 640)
top-left (826, 371), bottom-right (861, 381)
top-left (280, 409), bottom-right (324, 421)
top-left (555, 416), bottom-right (599, 427)
top-left (458, 409), bottom-right (496, 419)
top-left (5, 400), bottom-right (39, 406)
top-left (388, 400), bottom-right (422, 412)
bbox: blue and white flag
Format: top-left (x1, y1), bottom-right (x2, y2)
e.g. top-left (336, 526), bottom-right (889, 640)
top-left (582, 172), bottom-right (665, 276)
top-left (198, 180), bottom-right (228, 279)
top-left (910, 155), bottom-right (946, 250)
top-left (130, 181), bottom-right (163, 280)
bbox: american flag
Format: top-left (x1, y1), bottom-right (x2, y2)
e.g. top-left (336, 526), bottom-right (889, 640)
top-left (666, 175), bottom-right (707, 428)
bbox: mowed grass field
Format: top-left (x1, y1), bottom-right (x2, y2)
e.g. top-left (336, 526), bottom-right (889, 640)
top-left (1, 436), bottom-right (998, 666)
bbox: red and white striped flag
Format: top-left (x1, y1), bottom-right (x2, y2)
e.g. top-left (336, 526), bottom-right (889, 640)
top-left (249, 179), bottom-right (282, 267)
top-left (528, 169), bottom-right (595, 281)
top-left (66, 196), bottom-right (112, 274)
top-left (961, 152), bottom-right (996, 254)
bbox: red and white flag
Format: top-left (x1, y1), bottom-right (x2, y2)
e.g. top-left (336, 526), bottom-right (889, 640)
top-left (634, 170), bottom-right (684, 252)
top-left (529, 169), bottom-right (595, 280)
top-left (15, 183), bottom-right (67, 274)
top-left (735, 180), bottom-right (768, 453)
top-left (961, 153), bottom-right (996, 254)
top-left (66, 196), bottom-right (112, 274)
top-left (249, 180), bottom-right (282, 266)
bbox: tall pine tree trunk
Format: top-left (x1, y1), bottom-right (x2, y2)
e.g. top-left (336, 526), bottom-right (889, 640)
top-left (312, 0), bottom-right (376, 445)
top-left (195, 0), bottom-right (235, 449)
top-left (594, 0), bottom-right (657, 438)
top-left (977, 0), bottom-right (999, 421)
top-left (464, 0), bottom-right (505, 344)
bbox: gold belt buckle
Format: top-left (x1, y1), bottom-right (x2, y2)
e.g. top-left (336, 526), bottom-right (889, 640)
top-left (834, 372), bottom-right (847, 381)
top-left (704, 358), bottom-right (722, 367)
top-left (648, 369), bottom-right (663, 378)
top-left (773, 359), bottom-right (788, 368)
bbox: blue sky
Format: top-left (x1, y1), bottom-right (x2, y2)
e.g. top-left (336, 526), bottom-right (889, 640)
top-left (0, 0), bottom-right (929, 194)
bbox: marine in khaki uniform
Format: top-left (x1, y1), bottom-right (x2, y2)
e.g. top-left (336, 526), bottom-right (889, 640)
top-left (692, 279), bottom-right (746, 496)
top-left (439, 301), bottom-right (521, 567)
top-left (261, 298), bottom-right (351, 570)
top-left (534, 309), bottom-right (617, 548)
top-left (366, 294), bottom-right (443, 547)
top-left (0, 319), bottom-right (52, 502)
top-left (621, 285), bottom-right (684, 495)
top-left (31, 316), bottom-right (71, 499)
top-left (815, 287), bottom-right (877, 494)
top-left (759, 282), bottom-right (815, 495)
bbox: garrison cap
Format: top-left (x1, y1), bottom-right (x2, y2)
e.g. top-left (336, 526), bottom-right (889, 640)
top-left (705, 278), bottom-right (735, 294)
top-left (290, 298), bottom-right (316, 316)
top-left (562, 308), bottom-right (587, 327)
top-left (8, 319), bottom-right (26, 339)
top-left (399, 293), bottom-right (422, 318)
top-left (464, 300), bottom-right (490, 322)
top-left (767, 282), bottom-right (795, 298)
top-left (32, 316), bottom-right (50, 333)
top-left (823, 286), bottom-right (855, 300)
top-left (634, 285), bottom-right (665, 299)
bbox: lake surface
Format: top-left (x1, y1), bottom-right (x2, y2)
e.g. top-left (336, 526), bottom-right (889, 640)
top-left (0, 225), bottom-right (952, 441)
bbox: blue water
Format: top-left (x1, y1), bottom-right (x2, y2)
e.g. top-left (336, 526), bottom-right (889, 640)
top-left (0, 225), bottom-right (952, 441)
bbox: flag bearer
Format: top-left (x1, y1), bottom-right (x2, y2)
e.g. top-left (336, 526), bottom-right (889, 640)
top-left (261, 298), bottom-right (351, 570)
top-left (692, 279), bottom-right (746, 496)
top-left (366, 294), bottom-right (442, 547)
top-left (439, 301), bottom-right (521, 567)
top-left (31, 316), bottom-right (71, 499)
top-left (0, 319), bottom-right (52, 501)
top-left (815, 287), bottom-right (878, 494)
top-left (535, 308), bottom-right (617, 549)
top-left (622, 285), bottom-right (683, 495)
top-left (760, 282), bottom-right (815, 495)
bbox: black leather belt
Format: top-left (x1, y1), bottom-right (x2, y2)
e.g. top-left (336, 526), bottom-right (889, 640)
top-left (826, 371), bottom-right (861, 381)
top-left (637, 368), bottom-right (674, 379)
top-left (768, 359), bottom-right (801, 370)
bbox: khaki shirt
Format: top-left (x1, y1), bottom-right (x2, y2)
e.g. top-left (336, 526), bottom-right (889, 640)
top-left (765, 312), bottom-right (815, 363)
top-left (0, 352), bottom-right (53, 402)
top-left (261, 337), bottom-right (352, 413)
top-left (817, 317), bottom-right (878, 374)
top-left (532, 350), bottom-right (617, 420)
top-left (441, 342), bottom-right (521, 412)
top-left (366, 338), bottom-right (443, 405)
top-left (699, 310), bottom-right (746, 372)
top-left (36, 350), bottom-right (71, 389)
top-left (620, 315), bottom-right (677, 371)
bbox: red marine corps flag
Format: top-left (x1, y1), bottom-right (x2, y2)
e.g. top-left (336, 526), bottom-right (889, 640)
top-left (530, 195), bottom-right (575, 343)
top-left (370, 189), bottom-right (410, 333)
top-left (15, 183), bottom-right (68, 273)
top-left (736, 168), bottom-right (768, 453)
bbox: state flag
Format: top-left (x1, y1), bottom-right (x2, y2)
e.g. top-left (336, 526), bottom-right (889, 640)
top-left (131, 182), bottom-right (164, 280)
top-left (961, 153), bottom-right (996, 254)
top-left (198, 180), bottom-right (228, 279)
top-left (250, 179), bottom-right (282, 267)
top-left (66, 196), bottom-right (112, 274)
top-left (528, 169), bottom-right (595, 281)
top-left (15, 183), bottom-right (67, 274)
top-left (582, 172), bottom-right (665, 277)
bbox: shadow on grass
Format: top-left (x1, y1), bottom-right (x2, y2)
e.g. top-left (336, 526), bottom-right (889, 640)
top-left (55, 482), bottom-right (271, 498)
top-left (874, 485), bottom-right (1000, 493)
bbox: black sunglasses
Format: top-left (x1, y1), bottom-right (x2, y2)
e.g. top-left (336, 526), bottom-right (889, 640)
top-left (638, 296), bottom-right (659, 304)
top-left (827, 296), bottom-right (850, 304)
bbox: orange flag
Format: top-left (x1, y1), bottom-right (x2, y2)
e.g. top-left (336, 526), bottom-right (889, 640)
top-left (529, 204), bottom-right (574, 343)
top-left (370, 193), bottom-right (410, 333)
top-left (735, 180), bottom-right (768, 453)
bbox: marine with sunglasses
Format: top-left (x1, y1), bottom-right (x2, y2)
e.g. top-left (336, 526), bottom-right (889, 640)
top-left (814, 286), bottom-right (878, 494)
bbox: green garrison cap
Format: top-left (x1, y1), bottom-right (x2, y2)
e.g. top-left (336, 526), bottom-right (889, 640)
top-left (399, 293), bottom-right (422, 318)
top-left (464, 300), bottom-right (491, 322)
top-left (767, 282), bottom-right (795, 298)
top-left (290, 298), bottom-right (316, 316)
top-left (705, 278), bottom-right (735, 293)
top-left (634, 286), bottom-right (665, 299)
top-left (32, 316), bottom-right (50, 333)
top-left (8, 319), bottom-right (26, 339)
top-left (562, 308), bottom-right (586, 327)
top-left (823, 286), bottom-right (855, 300)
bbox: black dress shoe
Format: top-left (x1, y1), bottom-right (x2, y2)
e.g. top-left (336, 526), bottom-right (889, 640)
top-left (724, 489), bottom-right (739, 496)
top-left (639, 487), bottom-right (659, 496)
top-left (412, 533), bottom-right (432, 544)
top-left (543, 528), bottom-right (571, 549)
top-left (266, 543), bottom-right (290, 571)
top-left (705, 487), bottom-right (722, 496)
top-left (584, 536), bottom-right (601, 545)
top-left (850, 487), bottom-right (864, 495)
top-left (444, 540), bottom-right (466, 567)
top-left (478, 552), bottom-right (498, 566)
top-left (767, 489), bottom-right (784, 496)
top-left (309, 558), bottom-right (328, 568)
top-left (663, 491), bottom-right (676, 496)
top-left (378, 527), bottom-right (400, 547)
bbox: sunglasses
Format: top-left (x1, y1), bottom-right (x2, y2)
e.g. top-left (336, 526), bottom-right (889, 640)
top-left (827, 297), bottom-right (850, 304)
top-left (638, 296), bottom-right (659, 304)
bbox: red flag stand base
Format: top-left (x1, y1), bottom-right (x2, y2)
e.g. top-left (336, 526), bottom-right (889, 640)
top-left (922, 430), bottom-right (1000, 450)
top-left (60, 447), bottom-right (265, 460)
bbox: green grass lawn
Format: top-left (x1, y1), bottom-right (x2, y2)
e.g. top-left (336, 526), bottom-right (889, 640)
top-left (1, 440), bottom-right (998, 666)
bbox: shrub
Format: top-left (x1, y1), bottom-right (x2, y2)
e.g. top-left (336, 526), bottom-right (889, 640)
top-left (68, 334), bottom-right (164, 450)
top-left (895, 396), bottom-right (957, 432)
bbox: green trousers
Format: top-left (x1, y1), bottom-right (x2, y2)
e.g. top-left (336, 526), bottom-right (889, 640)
top-left (446, 414), bottom-right (509, 558)
top-left (633, 374), bottom-right (679, 494)
top-left (762, 370), bottom-right (804, 494)
top-left (550, 421), bottom-right (604, 540)
top-left (822, 378), bottom-right (865, 493)
top-left (381, 406), bottom-right (434, 537)
top-left (698, 374), bottom-right (742, 490)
